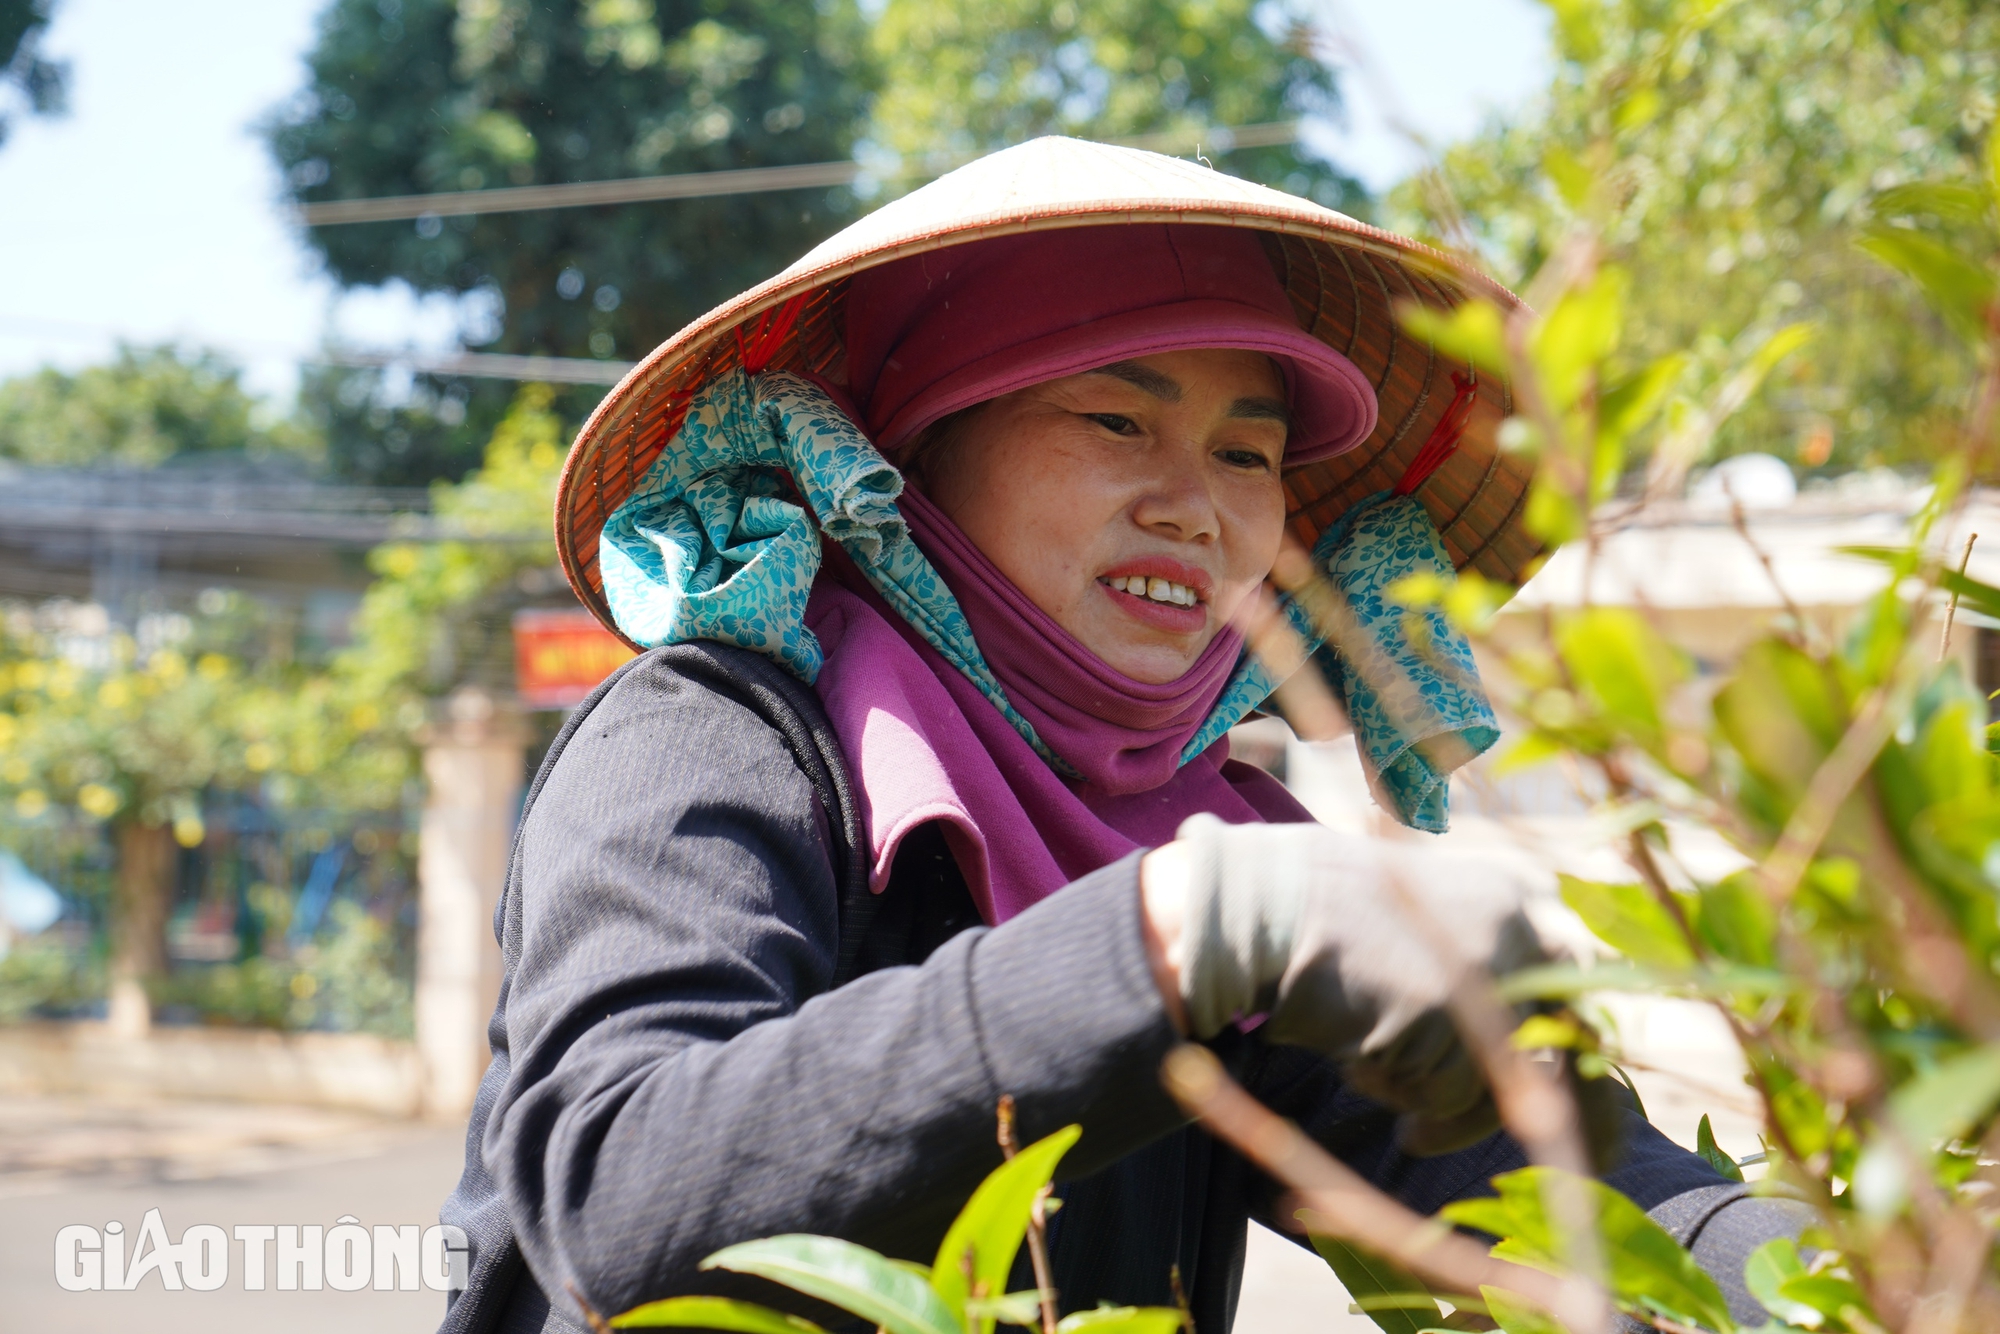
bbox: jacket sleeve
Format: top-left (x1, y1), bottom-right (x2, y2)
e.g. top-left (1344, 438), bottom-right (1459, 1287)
top-left (483, 654), bottom-right (1187, 1324)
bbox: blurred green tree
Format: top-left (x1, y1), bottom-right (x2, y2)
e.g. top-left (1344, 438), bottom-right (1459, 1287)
top-left (0, 344), bottom-right (318, 468)
top-left (266, 0), bottom-right (872, 483)
top-left (868, 0), bottom-right (1362, 210)
top-left (0, 0), bottom-right (65, 147)
top-left (336, 382), bottom-right (565, 709)
top-left (1395, 0), bottom-right (2000, 475)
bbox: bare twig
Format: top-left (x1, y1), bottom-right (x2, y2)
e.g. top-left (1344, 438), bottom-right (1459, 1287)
top-left (1724, 486), bottom-right (1815, 651)
top-left (1938, 532), bottom-right (1978, 662)
top-left (1168, 1263), bottom-right (1195, 1334)
top-left (565, 1281), bottom-right (614, 1334)
top-left (997, 1096), bottom-right (1059, 1334)
top-left (1161, 1045), bottom-right (1612, 1334)
top-left (1231, 579), bottom-right (1351, 743)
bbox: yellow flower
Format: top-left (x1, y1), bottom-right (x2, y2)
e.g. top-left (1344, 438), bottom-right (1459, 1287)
top-left (172, 815), bottom-right (206, 848)
top-left (2, 757), bottom-right (28, 784)
top-left (196, 654), bottom-right (231, 681)
top-left (76, 783), bottom-right (121, 819)
top-left (350, 702), bottom-right (382, 731)
top-left (244, 741), bottom-right (278, 772)
top-left (14, 661), bottom-right (45, 690)
top-left (289, 972), bottom-right (319, 1000)
top-left (0, 713), bottom-right (15, 747)
top-left (97, 679), bottom-right (132, 709)
top-left (14, 789), bottom-right (49, 819)
top-left (149, 650), bottom-right (187, 684)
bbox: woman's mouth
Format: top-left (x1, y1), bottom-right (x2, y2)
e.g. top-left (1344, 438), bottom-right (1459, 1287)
top-left (1099, 574), bottom-right (1200, 607)
top-left (1095, 562), bottom-right (1211, 633)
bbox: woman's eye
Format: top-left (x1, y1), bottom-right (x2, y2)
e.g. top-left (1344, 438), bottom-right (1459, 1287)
top-left (1218, 448), bottom-right (1274, 471)
top-left (1085, 413), bottom-right (1139, 435)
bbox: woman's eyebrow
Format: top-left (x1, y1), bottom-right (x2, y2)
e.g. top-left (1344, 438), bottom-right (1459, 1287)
top-left (1089, 360), bottom-right (1183, 401)
top-left (1229, 396), bottom-right (1292, 427)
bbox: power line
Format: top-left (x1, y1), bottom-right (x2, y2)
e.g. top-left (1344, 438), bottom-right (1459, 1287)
top-left (0, 316), bottom-right (634, 386)
top-left (298, 159), bottom-right (863, 227)
top-left (315, 348), bottom-right (633, 385)
top-left (294, 122), bottom-right (1304, 227)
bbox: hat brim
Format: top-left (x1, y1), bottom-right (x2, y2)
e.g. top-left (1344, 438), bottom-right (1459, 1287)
top-left (873, 297), bottom-right (1380, 465)
top-left (556, 137), bottom-right (1539, 648)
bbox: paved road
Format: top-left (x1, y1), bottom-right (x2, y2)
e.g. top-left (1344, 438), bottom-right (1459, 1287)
top-left (1, 1097), bottom-right (465, 1333)
top-left (0, 1093), bottom-right (1372, 1333)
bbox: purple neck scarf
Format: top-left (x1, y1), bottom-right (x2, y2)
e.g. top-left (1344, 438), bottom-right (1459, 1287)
top-left (897, 486), bottom-right (1244, 797)
top-left (805, 555), bottom-right (1311, 924)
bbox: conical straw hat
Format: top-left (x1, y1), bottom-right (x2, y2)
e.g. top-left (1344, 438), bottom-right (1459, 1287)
top-left (556, 136), bottom-right (1534, 640)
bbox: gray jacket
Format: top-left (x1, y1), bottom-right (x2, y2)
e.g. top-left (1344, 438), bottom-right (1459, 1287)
top-left (440, 643), bottom-right (1777, 1334)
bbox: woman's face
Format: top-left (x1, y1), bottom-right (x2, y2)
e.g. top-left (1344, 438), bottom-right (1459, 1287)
top-left (919, 348), bottom-right (1290, 685)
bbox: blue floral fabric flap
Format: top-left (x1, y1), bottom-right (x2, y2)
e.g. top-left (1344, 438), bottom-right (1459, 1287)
top-left (1306, 491), bottom-right (1500, 832)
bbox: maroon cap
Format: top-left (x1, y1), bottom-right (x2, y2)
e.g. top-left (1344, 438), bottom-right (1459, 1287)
top-left (843, 222), bottom-right (1378, 463)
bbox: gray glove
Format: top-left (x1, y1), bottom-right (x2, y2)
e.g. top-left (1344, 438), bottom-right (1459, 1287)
top-left (1174, 813), bottom-right (1546, 1153)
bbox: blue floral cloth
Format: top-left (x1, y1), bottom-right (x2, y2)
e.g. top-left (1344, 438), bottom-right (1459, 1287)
top-left (597, 368), bottom-right (1496, 829)
top-left (1306, 492), bottom-right (1501, 832)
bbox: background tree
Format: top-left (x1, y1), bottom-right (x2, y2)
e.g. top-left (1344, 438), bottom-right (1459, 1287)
top-left (335, 382), bottom-right (567, 712)
top-left (868, 0), bottom-right (1363, 213)
top-left (267, 0), bottom-right (872, 483)
top-left (0, 0), bottom-right (65, 148)
top-left (0, 343), bottom-right (317, 468)
top-left (1394, 0), bottom-right (2000, 476)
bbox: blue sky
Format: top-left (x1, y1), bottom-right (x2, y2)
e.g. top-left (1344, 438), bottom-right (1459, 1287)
top-left (0, 0), bottom-right (1549, 404)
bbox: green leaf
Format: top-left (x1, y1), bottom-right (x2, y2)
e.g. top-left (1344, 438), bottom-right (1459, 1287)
top-left (1559, 876), bottom-right (1695, 969)
top-left (1554, 608), bottom-right (1683, 751)
top-left (1496, 959), bottom-right (1793, 1003)
top-left (1872, 182), bottom-right (1993, 229)
top-left (931, 1124), bottom-right (1081, 1330)
top-left (1744, 321), bottom-right (1818, 384)
top-left (1695, 1115), bottom-right (1745, 1182)
top-left (1479, 1286), bottom-right (1564, 1334)
top-left (1440, 1168), bottom-right (1732, 1331)
top-left (1936, 565), bottom-right (2000, 623)
top-left (1598, 353), bottom-right (1688, 443)
top-left (1542, 144), bottom-right (1594, 210)
top-left (963, 1291), bottom-right (1047, 1327)
top-left (1693, 875), bottom-right (1776, 968)
top-left (1712, 640), bottom-right (1846, 797)
top-left (1890, 1045), bottom-right (2000, 1145)
top-left (1613, 85), bottom-right (1663, 133)
top-left (702, 1236), bottom-right (961, 1334)
top-left (1309, 1234), bottom-right (1442, 1334)
top-left (1780, 1272), bottom-right (1875, 1325)
top-left (1511, 1014), bottom-right (1584, 1050)
top-left (1524, 472), bottom-right (1587, 549)
top-left (1053, 1307), bottom-right (1183, 1334)
top-left (1857, 228), bottom-right (1997, 345)
top-left (1532, 266), bottom-right (1629, 413)
top-left (611, 1297), bottom-right (830, 1333)
top-left (1743, 1238), bottom-right (1819, 1327)
top-left (1397, 299), bottom-right (1509, 374)
top-left (1543, 0), bottom-right (1603, 65)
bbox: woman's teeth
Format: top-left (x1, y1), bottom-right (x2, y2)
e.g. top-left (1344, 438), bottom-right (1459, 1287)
top-left (1102, 575), bottom-right (1199, 607)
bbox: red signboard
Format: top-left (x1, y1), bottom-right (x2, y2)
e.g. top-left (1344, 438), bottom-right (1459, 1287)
top-left (513, 608), bottom-right (637, 710)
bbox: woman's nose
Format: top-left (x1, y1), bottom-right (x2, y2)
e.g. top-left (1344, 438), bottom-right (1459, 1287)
top-left (1129, 448), bottom-right (1220, 542)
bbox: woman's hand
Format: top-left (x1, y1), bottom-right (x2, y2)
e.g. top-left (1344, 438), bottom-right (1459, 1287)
top-left (1140, 815), bottom-right (1544, 1154)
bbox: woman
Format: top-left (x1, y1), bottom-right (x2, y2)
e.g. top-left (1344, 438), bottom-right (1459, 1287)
top-left (442, 139), bottom-right (1795, 1334)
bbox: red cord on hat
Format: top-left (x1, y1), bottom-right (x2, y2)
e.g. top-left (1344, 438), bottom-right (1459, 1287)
top-left (1392, 372), bottom-right (1479, 498)
top-left (736, 293), bottom-right (809, 374)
